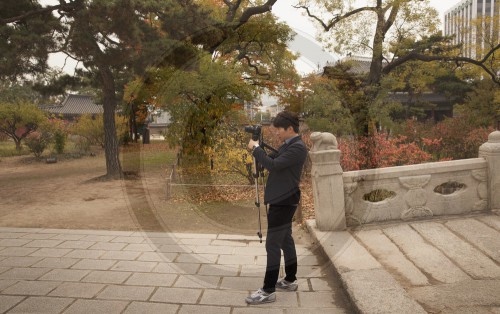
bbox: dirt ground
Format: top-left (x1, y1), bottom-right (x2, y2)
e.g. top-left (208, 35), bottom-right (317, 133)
top-left (0, 153), bottom-right (312, 244)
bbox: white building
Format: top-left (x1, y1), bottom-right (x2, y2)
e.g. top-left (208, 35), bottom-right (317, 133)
top-left (444, 0), bottom-right (499, 58)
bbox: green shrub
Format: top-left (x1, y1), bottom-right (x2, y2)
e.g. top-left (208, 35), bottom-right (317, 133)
top-left (71, 114), bottom-right (128, 148)
top-left (25, 131), bottom-right (52, 159)
top-left (73, 135), bottom-right (92, 153)
top-left (47, 118), bottom-right (69, 155)
top-left (53, 130), bottom-right (66, 154)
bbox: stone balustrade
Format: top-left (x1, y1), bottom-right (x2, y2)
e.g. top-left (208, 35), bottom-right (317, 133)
top-left (310, 130), bottom-right (500, 231)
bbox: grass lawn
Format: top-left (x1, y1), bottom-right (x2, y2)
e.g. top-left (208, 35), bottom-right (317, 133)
top-left (0, 141), bottom-right (30, 157)
top-left (121, 141), bottom-right (178, 173)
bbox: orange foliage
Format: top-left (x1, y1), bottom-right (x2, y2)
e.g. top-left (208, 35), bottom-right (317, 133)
top-left (337, 132), bottom-right (434, 171)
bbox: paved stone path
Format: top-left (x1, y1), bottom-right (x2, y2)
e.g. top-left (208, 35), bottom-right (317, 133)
top-left (0, 227), bottom-right (354, 313)
top-left (307, 213), bottom-right (500, 314)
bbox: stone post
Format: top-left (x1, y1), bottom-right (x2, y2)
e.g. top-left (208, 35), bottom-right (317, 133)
top-left (478, 130), bottom-right (500, 211)
top-left (309, 132), bottom-right (346, 231)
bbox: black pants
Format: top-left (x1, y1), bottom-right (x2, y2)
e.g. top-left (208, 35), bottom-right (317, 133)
top-left (262, 204), bottom-right (298, 293)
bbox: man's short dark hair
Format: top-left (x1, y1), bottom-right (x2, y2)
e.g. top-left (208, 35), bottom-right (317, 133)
top-left (273, 111), bottom-right (300, 133)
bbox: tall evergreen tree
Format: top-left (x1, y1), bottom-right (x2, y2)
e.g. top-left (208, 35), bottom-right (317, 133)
top-left (0, 0), bottom-right (73, 79)
top-left (1, 0), bottom-right (282, 179)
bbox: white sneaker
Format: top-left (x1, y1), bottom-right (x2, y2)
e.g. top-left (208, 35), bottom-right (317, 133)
top-left (276, 278), bottom-right (298, 291)
top-left (245, 288), bottom-right (276, 304)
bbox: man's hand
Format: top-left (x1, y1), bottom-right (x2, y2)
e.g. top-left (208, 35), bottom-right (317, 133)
top-left (248, 139), bottom-right (259, 151)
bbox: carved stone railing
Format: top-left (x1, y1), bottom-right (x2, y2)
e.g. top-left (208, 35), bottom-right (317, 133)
top-left (310, 130), bottom-right (500, 231)
top-left (309, 132), bottom-right (346, 231)
top-left (343, 159), bottom-right (487, 226)
top-left (479, 130), bottom-right (500, 212)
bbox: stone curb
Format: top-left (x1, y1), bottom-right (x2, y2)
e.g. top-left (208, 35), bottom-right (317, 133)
top-left (305, 219), bottom-right (426, 314)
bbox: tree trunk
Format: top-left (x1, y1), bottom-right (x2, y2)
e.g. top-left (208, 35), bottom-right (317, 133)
top-left (362, 6), bottom-right (387, 168)
top-left (100, 67), bottom-right (122, 179)
top-left (367, 8), bottom-right (385, 86)
top-left (14, 138), bottom-right (21, 151)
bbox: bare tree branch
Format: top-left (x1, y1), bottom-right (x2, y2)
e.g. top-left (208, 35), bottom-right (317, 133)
top-left (223, 0), bottom-right (243, 22)
top-left (237, 0), bottom-right (278, 27)
top-left (294, 5), bottom-right (376, 31)
top-left (241, 55), bottom-right (271, 79)
top-left (383, 44), bottom-right (500, 85)
top-left (207, 0), bottom-right (277, 53)
top-left (382, 2), bottom-right (400, 34)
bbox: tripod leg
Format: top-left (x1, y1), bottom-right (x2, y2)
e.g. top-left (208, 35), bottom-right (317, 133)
top-left (255, 175), bottom-right (263, 243)
top-left (252, 157), bottom-right (263, 243)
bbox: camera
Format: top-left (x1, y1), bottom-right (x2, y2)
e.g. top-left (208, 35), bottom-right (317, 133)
top-left (244, 125), bottom-right (261, 141)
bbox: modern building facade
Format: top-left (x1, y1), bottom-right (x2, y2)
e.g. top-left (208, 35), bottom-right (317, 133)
top-left (444, 0), bottom-right (499, 58)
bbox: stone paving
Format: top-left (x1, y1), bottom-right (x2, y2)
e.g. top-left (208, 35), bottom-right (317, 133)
top-left (307, 213), bottom-right (500, 314)
top-left (2, 214), bottom-right (499, 314)
top-left (0, 227), bottom-right (353, 314)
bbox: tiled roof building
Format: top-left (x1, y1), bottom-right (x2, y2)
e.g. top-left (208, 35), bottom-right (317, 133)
top-left (47, 94), bottom-right (103, 119)
top-left (325, 56), bottom-right (375, 76)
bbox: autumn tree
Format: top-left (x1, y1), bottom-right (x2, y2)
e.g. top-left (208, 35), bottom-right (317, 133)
top-left (0, 101), bottom-right (48, 151)
top-left (130, 2), bottom-right (298, 158)
top-left (144, 55), bottom-right (254, 154)
top-left (47, 0), bottom-right (186, 178)
top-left (2, 0), bottom-right (287, 179)
top-left (290, 0), bottom-right (498, 168)
top-left (297, 1), bottom-right (436, 83)
top-left (290, 74), bottom-right (356, 135)
top-left (71, 113), bottom-right (128, 150)
top-left (454, 80), bottom-right (500, 128)
top-left (213, 11), bottom-right (299, 91)
top-left (203, 111), bottom-right (255, 184)
top-left (382, 58), bottom-right (473, 122)
top-left (297, 0), bottom-right (499, 125)
top-left (123, 79), bottom-right (153, 143)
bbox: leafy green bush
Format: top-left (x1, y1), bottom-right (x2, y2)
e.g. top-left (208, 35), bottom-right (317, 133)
top-left (0, 101), bottom-right (48, 151)
top-left (47, 118), bottom-right (69, 154)
top-left (53, 130), bottom-right (66, 154)
top-left (25, 131), bottom-right (52, 159)
top-left (71, 114), bottom-right (128, 151)
top-left (73, 136), bottom-right (91, 153)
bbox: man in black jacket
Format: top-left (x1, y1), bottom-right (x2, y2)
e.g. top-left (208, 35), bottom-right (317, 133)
top-left (245, 111), bottom-right (308, 305)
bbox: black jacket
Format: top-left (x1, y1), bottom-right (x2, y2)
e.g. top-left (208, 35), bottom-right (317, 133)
top-left (252, 136), bottom-right (308, 205)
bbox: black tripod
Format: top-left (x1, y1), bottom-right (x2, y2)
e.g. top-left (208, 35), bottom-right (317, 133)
top-left (251, 135), bottom-right (277, 243)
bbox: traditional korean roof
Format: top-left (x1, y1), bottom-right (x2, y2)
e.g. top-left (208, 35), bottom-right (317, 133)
top-left (324, 56), bottom-right (384, 76)
top-left (47, 94), bottom-right (103, 116)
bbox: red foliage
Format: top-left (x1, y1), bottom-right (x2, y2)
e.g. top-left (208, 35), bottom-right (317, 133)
top-left (248, 115), bottom-right (493, 175)
top-left (338, 132), bottom-right (434, 171)
top-left (47, 117), bottom-right (70, 131)
top-left (399, 117), bottom-right (493, 160)
top-left (336, 117), bottom-right (493, 171)
top-left (15, 127), bottom-right (28, 138)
